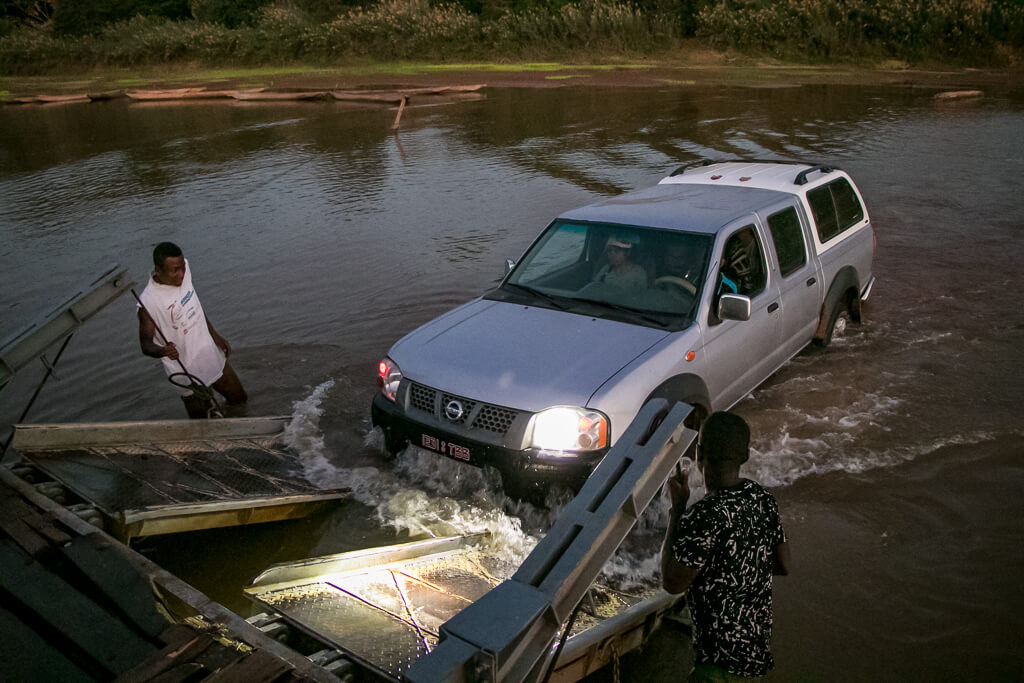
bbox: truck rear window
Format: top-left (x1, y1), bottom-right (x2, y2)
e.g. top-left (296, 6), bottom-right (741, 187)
top-left (807, 178), bottom-right (865, 243)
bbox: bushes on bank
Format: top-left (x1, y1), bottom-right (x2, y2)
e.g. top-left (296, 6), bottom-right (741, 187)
top-left (1, 0), bottom-right (1021, 73)
top-left (697, 0), bottom-right (1024, 63)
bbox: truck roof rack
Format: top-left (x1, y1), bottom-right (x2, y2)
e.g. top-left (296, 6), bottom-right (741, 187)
top-left (793, 164), bottom-right (836, 185)
top-left (668, 158), bottom-right (838, 186)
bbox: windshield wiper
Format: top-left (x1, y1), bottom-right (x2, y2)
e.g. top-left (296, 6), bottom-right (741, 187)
top-left (569, 296), bottom-right (672, 328)
top-left (503, 283), bottom-right (570, 310)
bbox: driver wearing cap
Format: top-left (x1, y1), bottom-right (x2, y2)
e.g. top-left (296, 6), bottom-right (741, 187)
top-left (592, 234), bottom-right (648, 291)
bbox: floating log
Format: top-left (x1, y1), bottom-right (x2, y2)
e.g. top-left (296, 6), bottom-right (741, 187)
top-left (231, 89), bottom-right (330, 101)
top-left (6, 94), bottom-right (88, 105)
top-left (331, 84), bottom-right (485, 104)
top-left (5, 84), bottom-right (485, 108)
top-left (125, 87), bottom-right (247, 101)
top-left (35, 94), bottom-right (90, 104)
top-left (934, 90), bottom-right (983, 100)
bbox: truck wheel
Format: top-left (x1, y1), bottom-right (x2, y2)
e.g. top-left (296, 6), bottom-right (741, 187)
top-left (815, 303), bottom-right (851, 348)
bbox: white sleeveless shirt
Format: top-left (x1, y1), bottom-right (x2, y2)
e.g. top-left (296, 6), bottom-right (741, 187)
top-left (139, 259), bottom-right (225, 394)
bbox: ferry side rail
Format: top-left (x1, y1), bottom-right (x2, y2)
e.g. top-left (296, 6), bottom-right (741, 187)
top-left (404, 399), bottom-right (696, 683)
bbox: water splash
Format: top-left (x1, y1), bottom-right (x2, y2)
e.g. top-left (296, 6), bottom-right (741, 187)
top-left (282, 379), bottom-right (336, 481)
top-left (288, 384), bottom-right (551, 568)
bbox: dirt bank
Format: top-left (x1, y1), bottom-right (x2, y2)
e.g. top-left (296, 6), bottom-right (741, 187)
top-left (3, 60), bottom-right (1021, 100)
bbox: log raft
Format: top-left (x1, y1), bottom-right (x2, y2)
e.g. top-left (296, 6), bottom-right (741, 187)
top-left (6, 84), bottom-right (484, 128)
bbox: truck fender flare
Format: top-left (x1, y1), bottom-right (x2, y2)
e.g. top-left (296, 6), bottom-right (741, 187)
top-left (815, 266), bottom-right (861, 340)
top-left (643, 375), bottom-right (710, 427)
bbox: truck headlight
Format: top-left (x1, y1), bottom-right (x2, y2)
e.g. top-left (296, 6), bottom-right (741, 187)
top-left (377, 357), bottom-right (402, 401)
top-left (529, 407), bottom-right (609, 453)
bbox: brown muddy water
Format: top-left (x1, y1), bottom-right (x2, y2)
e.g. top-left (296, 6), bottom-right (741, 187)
top-left (1, 84), bottom-right (1022, 681)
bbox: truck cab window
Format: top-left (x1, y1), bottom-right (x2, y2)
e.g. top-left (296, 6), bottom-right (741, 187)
top-left (767, 207), bottom-right (807, 277)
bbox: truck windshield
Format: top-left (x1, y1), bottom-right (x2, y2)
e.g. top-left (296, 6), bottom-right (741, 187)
top-left (498, 221), bottom-right (712, 328)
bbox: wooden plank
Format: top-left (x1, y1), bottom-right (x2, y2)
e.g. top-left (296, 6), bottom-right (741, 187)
top-left (149, 662), bottom-right (206, 683)
top-left (113, 633), bottom-right (215, 683)
top-left (203, 648), bottom-right (294, 683)
top-left (0, 484), bottom-right (39, 519)
top-left (0, 517), bottom-right (50, 558)
top-left (0, 604), bottom-right (92, 682)
top-left (0, 486), bottom-right (72, 548)
top-left (0, 540), bottom-right (156, 676)
top-left (61, 533), bottom-right (171, 638)
top-left (22, 509), bottom-right (73, 545)
top-left (159, 623), bottom-right (201, 648)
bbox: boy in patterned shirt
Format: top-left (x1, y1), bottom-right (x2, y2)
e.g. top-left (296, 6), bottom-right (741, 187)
top-left (661, 411), bottom-right (790, 681)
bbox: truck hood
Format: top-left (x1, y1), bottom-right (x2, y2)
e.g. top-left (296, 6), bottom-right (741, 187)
top-left (388, 300), bottom-right (670, 413)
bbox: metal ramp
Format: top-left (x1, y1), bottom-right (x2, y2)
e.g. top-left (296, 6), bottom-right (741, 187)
top-left (245, 534), bottom-right (659, 682)
top-left (9, 417), bottom-right (345, 542)
top-left (0, 265), bottom-right (132, 390)
top-left (246, 401), bottom-right (697, 683)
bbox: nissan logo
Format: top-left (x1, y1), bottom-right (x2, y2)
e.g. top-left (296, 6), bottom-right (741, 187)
top-left (444, 400), bottom-right (465, 422)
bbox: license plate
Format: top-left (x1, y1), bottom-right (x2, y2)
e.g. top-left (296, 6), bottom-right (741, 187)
top-left (420, 433), bottom-right (471, 462)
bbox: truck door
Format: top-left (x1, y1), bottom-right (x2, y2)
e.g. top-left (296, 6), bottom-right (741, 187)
top-left (700, 222), bottom-right (783, 410)
top-left (765, 204), bottom-right (823, 359)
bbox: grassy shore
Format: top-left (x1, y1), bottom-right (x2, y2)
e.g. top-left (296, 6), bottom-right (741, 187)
top-left (1, 0), bottom-right (1020, 97)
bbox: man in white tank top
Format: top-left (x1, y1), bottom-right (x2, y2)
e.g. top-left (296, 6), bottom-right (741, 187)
top-left (137, 242), bottom-right (247, 417)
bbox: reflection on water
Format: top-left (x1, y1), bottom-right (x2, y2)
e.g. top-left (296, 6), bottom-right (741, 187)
top-left (2, 84), bottom-right (1023, 680)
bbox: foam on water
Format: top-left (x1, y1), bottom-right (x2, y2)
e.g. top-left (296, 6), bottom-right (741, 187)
top-left (748, 426), bottom-right (1002, 487)
top-left (286, 381), bottom-right (552, 569)
top-left (283, 376), bottom-right (1002, 593)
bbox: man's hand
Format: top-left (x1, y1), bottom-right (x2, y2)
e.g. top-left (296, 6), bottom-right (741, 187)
top-left (661, 461), bottom-right (700, 594)
top-left (163, 342), bottom-right (179, 361)
top-left (667, 463), bottom-right (691, 508)
top-left (214, 335), bottom-right (231, 358)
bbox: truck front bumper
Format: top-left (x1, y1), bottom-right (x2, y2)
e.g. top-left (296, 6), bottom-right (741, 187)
top-left (371, 394), bottom-right (606, 490)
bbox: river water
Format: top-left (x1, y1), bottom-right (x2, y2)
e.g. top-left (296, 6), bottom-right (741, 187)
top-left (1, 83), bottom-right (1022, 681)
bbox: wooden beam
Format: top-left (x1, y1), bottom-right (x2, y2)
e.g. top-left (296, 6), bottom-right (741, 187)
top-left (393, 96), bottom-right (408, 130)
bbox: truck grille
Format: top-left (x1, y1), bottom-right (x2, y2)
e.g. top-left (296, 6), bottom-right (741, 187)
top-left (408, 383), bottom-right (521, 437)
top-left (473, 405), bottom-right (517, 434)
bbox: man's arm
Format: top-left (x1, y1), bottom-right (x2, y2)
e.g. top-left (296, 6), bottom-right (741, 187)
top-left (138, 308), bottom-right (178, 360)
top-left (772, 540), bottom-right (791, 576)
top-left (660, 469), bottom-right (701, 594)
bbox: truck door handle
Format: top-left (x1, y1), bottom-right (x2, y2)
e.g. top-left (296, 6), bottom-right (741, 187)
top-left (806, 277), bottom-right (816, 287)
top-left (767, 302), bottom-right (779, 313)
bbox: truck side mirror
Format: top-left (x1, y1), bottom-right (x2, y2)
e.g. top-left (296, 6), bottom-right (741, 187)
top-left (718, 293), bottom-right (751, 321)
top-left (504, 259), bottom-right (516, 276)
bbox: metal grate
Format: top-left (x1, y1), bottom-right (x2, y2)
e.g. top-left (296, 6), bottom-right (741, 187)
top-left (410, 384), bottom-right (436, 414)
top-left (409, 383), bottom-right (522, 437)
top-left (472, 405), bottom-right (517, 434)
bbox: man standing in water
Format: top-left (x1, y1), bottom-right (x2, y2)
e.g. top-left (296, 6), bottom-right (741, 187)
top-left (137, 242), bottom-right (247, 418)
top-left (661, 411), bottom-right (790, 681)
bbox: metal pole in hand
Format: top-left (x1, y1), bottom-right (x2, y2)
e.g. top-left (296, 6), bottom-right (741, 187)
top-left (131, 288), bottom-right (194, 380)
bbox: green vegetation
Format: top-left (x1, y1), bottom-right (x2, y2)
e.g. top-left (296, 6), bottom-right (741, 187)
top-left (1, 0), bottom-right (1020, 74)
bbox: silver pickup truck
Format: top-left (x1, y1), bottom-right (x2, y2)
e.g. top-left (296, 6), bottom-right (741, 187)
top-left (372, 160), bottom-right (875, 492)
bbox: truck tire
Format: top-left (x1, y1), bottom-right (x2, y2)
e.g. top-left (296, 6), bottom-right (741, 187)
top-left (815, 300), bottom-right (852, 348)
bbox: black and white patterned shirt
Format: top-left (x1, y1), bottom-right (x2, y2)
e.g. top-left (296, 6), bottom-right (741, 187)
top-left (671, 478), bottom-right (786, 677)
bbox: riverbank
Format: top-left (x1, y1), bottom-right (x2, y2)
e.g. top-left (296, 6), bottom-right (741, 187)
top-left (3, 59), bottom-right (1021, 101)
